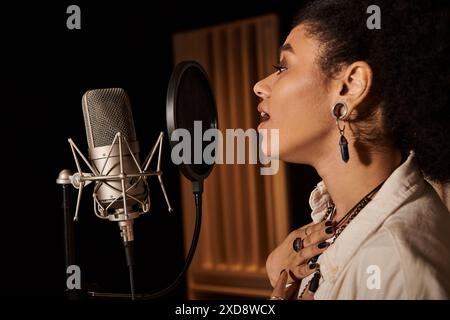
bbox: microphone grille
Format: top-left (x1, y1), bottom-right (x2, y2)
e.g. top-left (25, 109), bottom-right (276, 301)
top-left (82, 88), bottom-right (137, 149)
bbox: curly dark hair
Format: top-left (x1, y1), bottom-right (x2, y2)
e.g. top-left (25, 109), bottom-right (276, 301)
top-left (293, 0), bottom-right (450, 184)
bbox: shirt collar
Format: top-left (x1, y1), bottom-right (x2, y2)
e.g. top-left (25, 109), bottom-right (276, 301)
top-left (309, 150), bottom-right (424, 281)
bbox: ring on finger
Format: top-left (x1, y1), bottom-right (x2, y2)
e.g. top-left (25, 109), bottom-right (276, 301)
top-left (293, 237), bottom-right (304, 252)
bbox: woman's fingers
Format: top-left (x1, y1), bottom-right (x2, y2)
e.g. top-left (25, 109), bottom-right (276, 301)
top-left (285, 222), bottom-right (334, 283)
top-left (290, 239), bottom-right (332, 267)
top-left (300, 272), bottom-right (321, 300)
top-left (270, 270), bottom-right (288, 300)
top-left (289, 261), bottom-right (319, 280)
top-left (302, 223), bottom-right (335, 248)
top-left (284, 279), bottom-right (301, 300)
top-left (281, 220), bottom-right (335, 284)
top-left (292, 220), bottom-right (330, 239)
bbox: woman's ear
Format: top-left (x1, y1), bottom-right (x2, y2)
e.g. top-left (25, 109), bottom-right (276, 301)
top-left (336, 61), bottom-right (373, 119)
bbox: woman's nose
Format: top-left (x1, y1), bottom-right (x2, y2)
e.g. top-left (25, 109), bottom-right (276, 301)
top-left (253, 77), bottom-right (271, 99)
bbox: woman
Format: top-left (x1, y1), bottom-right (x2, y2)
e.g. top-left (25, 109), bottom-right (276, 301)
top-left (254, 0), bottom-right (450, 299)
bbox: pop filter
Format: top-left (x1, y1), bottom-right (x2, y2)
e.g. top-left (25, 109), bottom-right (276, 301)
top-left (166, 60), bottom-right (218, 187)
top-left (164, 61), bottom-right (217, 298)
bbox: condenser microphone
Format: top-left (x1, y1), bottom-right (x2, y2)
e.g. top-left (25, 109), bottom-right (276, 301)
top-left (61, 87), bottom-right (172, 300)
top-left (81, 88), bottom-right (147, 244)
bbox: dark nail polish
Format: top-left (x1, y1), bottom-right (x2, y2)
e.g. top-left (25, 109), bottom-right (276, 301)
top-left (309, 272), bottom-right (321, 292)
top-left (309, 263), bottom-right (317, 269)
top-left (325, 221), bottom-right (333, 227)
top-left (318, 242), bottom-right (329, 249)
top-left (309, 255), bottom-right (320, 263)
top-left (325, 227), bottom-right (334, 234)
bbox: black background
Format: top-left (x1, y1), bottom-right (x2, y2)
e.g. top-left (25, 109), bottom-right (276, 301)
top-left (2, 0), bottom-right (319, 300)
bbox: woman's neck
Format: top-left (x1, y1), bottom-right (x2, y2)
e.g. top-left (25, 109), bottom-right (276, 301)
top-left (314, 146), bottom-right (403, 222)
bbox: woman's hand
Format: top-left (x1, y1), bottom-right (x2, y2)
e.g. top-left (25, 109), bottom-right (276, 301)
top-left (266, 220), bottom-right (335, 287)
top-left (269, 270), bottom-right (300, 300)
top-left (269, 270), bottom-right (316, 300)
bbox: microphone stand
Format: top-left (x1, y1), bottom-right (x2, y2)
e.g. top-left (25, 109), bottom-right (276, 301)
top-left (56, 169), bottom-right (83, 300)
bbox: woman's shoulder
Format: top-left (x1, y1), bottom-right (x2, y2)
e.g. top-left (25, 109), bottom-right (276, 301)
top-left (382, 180), bottom-right (450, 245)
top-left (356, 182), bottom-right (450, 298)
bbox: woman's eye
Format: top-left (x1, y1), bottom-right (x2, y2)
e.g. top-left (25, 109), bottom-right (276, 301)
top-left (273, 64), bottom-right (288, 75)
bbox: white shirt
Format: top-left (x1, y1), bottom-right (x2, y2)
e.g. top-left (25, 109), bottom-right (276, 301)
top-left (298, 151), bottom-right (450, 299)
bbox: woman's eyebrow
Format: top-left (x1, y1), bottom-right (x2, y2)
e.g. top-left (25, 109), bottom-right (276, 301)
top-left (279, 43), bottom-right (295, 56)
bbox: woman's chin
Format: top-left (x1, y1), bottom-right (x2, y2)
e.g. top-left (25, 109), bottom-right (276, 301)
top-left (258, 123), bottom-right (271, 157)
top-left (257, 121), bottom-right (268, 131)
top-left (260, 144), bottom-right (270, 157)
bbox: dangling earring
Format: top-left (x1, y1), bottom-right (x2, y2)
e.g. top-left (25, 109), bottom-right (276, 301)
top-left (331, 102), bottom-right (349, 162)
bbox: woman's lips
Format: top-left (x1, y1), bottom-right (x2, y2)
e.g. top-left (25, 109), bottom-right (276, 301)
top-left (257, 104), bottom-right (270, 129)
top-left (258, 111), bottom-right (270, 130)
top-left (260, 111), bottom-right (270, 122)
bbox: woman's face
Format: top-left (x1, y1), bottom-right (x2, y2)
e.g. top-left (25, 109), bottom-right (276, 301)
top-left (254, 24), bottom-right (336, 164)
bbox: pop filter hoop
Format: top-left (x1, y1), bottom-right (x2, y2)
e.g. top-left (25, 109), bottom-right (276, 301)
top-left (166, 60), bottom-right (218, 186)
